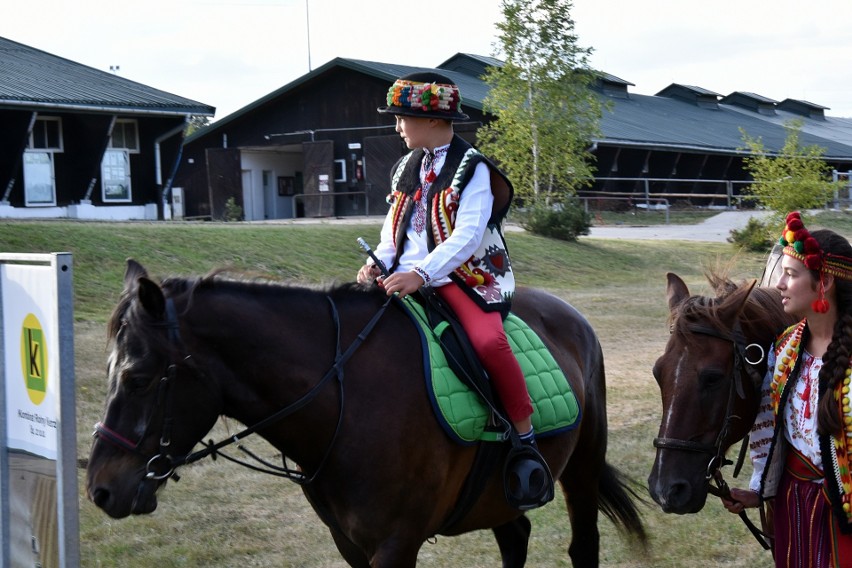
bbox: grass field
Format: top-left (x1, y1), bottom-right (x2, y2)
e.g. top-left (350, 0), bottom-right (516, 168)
top-left (6, 212), bottom-right (850, 567)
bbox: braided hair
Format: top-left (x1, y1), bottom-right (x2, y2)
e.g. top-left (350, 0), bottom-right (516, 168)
top-left (815, 229), bottom-right (852, 436)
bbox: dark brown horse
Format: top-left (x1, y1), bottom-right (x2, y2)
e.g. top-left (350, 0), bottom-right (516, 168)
top-left (86, 260), bottom-right (645, 567)
top-left (648, 272), bottom-right (795, 515)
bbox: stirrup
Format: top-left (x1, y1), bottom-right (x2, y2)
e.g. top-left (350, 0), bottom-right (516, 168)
top-left (503, 445), bottom-right (555, 511)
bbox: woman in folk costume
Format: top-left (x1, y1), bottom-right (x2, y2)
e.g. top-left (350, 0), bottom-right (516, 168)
top-left (356, 72), bottom-right (549, 508)
top-left (722, 212), bottom-right (852, 566)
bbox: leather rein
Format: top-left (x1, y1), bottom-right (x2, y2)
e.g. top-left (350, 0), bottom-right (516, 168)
top-left (94, 294), bottom-right (394, 490)
top-left (652, 320), bottom-right (771, 550)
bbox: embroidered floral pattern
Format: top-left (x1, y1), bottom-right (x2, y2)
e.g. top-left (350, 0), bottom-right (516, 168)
top-left (771, 320), bottom-right (852, 526)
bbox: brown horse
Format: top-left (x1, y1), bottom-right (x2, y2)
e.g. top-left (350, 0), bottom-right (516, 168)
top-left (86, 260), bottom-right (645, 567)
top-left (648, 272), bottom-right (795, 515)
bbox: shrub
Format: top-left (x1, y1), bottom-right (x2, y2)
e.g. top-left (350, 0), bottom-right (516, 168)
top-left (728, 217), bottom-right (773, 252)
top-left (518, 199), bottom-right (591, 241)
top-left (223, 197), bottom-right (243, 222)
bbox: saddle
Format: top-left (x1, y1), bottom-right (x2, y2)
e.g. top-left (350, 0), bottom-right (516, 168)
top-left (397, 289), bottom-right (577, 513)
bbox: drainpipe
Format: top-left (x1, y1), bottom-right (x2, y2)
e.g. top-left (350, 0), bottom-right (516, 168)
top-left (155, 116), bottom-right (190, 219)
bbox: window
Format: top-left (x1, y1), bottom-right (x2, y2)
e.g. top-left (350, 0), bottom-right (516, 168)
top-left (109, 120), bottom-right (139, 152)
top-left (101, 149), bottom-right (131, 202)
top-left (24, 118), bottom-right (63, 206)
top-left (23, 152), bottom-right (56, 206)
top-left (28, 118), bottom-right (63, 151)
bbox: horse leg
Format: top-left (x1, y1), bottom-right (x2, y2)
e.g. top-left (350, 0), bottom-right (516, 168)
top-left (560, 470), bottom-right (601, 568)
top-left (493, 515), bottom-right (531, 568)
top-left (328, 527), bottom-right (371, 568)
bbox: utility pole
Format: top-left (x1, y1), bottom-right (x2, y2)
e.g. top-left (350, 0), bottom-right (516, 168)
top-left (306, 0), bottom-right (312, 71)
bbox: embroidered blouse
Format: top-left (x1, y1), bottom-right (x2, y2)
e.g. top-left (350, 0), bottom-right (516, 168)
top-left (372, 143), bottom-right (493, 287)
top-left (748, 319), bottom-right (852, 532)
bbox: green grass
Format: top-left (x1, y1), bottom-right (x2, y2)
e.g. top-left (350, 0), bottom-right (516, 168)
top-left (6, 216), bottom-right (837, 567)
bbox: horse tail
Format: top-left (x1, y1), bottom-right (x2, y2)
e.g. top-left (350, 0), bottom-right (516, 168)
top-left (598, 461), bottom-right (648, 544)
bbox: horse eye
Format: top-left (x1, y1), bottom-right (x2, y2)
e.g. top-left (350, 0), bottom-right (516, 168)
top-left (123, 374), bottom-right (154, 394)
top-left (698, 370), bottom-right (726, 390)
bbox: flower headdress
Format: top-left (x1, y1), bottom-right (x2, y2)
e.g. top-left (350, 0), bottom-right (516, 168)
top-left (779, 211), bottom-right (852, 313)
top-left (377, 72), bottom-right (469, 121)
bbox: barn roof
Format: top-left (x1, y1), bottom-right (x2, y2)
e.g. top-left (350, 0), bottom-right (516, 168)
top-left (0, 36), bottom-right (214, 116)
top-left (189, 52), bottom-right (852, 162)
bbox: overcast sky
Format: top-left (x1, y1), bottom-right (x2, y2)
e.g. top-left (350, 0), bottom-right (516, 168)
top-left (3, 0), bottom-right (850, 120)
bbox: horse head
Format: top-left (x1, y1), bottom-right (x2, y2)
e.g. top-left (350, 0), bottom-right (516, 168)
top-left (648, 272), bottom-right (792, 514)
top-left (86, 259), bottom-right (222, 519)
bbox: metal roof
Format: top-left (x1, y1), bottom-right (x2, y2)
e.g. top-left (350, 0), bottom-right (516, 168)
top-left (0, 36), bottom-right (214, 116)
top-left (597, 86), bottom-right (852, 161)
top-left (186, 53), bottom-right (852, 163)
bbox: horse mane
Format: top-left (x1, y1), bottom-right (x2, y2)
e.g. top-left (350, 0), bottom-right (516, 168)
top-left (671, 271), bottom-right (790, 341)
top-left (107, 268), bottom-right (382, 342)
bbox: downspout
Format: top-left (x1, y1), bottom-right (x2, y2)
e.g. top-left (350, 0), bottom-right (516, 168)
top-left (2, 112), bottom-right (38, 203)
top-left (155, 115), bottom-right (190, 220)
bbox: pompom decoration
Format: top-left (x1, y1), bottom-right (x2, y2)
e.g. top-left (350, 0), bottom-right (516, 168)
top-left (779, 210), bottom-right (852, 314)
top-left (384, 80), bottom-right (463, 115)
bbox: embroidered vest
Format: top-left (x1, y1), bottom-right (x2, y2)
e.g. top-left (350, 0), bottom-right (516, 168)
top-left (386, 135), bottom-right (515, 314)
top-left (761, 319), bottom-right (852, 533)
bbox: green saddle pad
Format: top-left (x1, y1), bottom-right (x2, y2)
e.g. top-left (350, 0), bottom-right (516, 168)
top-left (401, 297), bottom-right (581, 444)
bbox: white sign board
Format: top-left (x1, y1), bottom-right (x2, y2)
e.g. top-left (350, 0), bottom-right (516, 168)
top-left (3, 263), bottom-right (60, 459)
top-left (0, 252), bottom-right (79, 568)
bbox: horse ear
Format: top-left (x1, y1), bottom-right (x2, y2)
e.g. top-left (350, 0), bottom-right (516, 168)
top-left (124, 259), bottom-right (149, 291)
top-left (718, 279), bottom-right (757, 325)
top-left (666, 273), bottom-right (690, 311)
top-left (136, 277), bottom-right (166, 318)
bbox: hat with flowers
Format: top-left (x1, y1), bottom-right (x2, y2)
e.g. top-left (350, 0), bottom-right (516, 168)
top-left (378, 72), bottom-right (469, 121)
top-left (780, 211), bottom-right (852, 312)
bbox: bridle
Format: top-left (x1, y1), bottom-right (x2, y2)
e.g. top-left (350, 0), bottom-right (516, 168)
top-left (93, 292), bottom-right (394, 494)
top-left (652, 319), bottom-right (771, 549)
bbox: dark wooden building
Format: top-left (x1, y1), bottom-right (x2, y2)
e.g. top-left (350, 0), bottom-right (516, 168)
top-left (0, 36), bottom-right (214, 220)
top-left (179, 53), bottom-right (852, 220)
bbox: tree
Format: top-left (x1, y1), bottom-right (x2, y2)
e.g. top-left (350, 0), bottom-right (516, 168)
top-left (740, 119), bottom-right (840, 227)
top-left (478, 0), bottom-right (602, 205)
top-left (186, 115), bottom-right (211, 137)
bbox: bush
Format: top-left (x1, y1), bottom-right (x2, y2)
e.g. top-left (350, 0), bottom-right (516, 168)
top-left (518, 199), bottom-right (591, 241)
top-left (728, 217), bottom-right (773, 252)
top-left (223, 197), bottom-right (243, 222)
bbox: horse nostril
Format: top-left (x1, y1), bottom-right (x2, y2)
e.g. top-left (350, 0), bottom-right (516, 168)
top-left (664, 480), bottom-right (692, 510)
top-left (90, 487), bottom-right (111, 509)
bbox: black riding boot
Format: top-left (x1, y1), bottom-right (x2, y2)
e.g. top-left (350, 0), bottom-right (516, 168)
top-left (503, 432), bottom-right (555, 511)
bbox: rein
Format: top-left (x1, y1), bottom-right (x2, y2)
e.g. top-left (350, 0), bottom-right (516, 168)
top-left (653, 320), bottom-right (771, 550)
top-left (95, 293), bottom-right (395, 487)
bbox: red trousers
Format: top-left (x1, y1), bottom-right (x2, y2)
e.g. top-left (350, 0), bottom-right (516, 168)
top-left (436, 283), bottom-right (533, 424)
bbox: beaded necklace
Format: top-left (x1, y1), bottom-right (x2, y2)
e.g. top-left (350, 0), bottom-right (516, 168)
top-left (770, 320), bottom-right (852, 525)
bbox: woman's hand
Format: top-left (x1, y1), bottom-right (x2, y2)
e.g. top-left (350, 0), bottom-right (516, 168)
top-left (357, 263), bottom-right (381, 284)
top-left (721, 487), bottom-right (760, 514)
top-left (379, 271), bottom-right (425, 298)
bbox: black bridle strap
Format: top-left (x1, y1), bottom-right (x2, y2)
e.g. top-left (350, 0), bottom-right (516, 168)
top-left (173, 294), bottom-right (394, 484)
top-left (654, 320), bottom-right (771, 551)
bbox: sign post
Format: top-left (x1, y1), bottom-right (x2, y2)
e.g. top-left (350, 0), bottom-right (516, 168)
top-left (0, 252), bottom-right (78, 567)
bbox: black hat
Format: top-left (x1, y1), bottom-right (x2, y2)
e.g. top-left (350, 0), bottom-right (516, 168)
top-left (377, 72), bottom-right (469, 121)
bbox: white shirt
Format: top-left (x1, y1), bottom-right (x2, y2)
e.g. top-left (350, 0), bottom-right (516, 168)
top-left (749, 349), bottom-right (824, 491)
top-left (373, 145), bottom-right (494, 287)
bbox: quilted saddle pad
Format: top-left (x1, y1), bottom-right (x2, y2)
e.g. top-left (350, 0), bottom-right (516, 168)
top-left (401, 297), bottom-right (581, 445)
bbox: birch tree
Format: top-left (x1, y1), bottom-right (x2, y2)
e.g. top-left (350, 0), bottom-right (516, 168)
top-left (478, 0), bottom-right (602, 204)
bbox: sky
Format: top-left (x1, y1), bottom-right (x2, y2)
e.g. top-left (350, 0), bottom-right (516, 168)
top-left (3, 0), bottom-right (851, 120)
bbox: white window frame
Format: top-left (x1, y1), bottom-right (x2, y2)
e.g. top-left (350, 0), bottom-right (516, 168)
top-left (108, 119), bottom-right (140, 153)
top-left (28, 117), bottom-right (64, 151)
top-left (101, 149), bottom-right (132, 202)
top-left (23, 151), bottom-right (57, 206)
